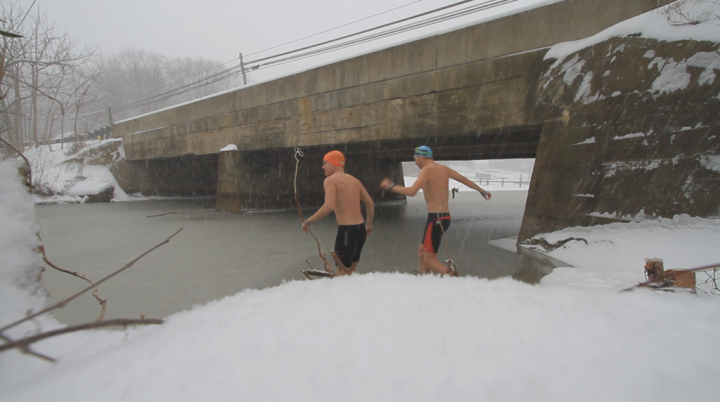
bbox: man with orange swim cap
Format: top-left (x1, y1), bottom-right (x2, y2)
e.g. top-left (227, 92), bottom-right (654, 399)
top-left (323, 150), bottom-right (345, 167)
top-left (302, 150), bottom-right (374, 275)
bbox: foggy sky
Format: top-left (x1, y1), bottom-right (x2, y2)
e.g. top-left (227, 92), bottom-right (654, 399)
top-left (15, 0), bottom-right (550, 63)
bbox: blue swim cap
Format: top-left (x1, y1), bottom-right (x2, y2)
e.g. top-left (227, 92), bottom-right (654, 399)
top-left (414, 145), bottom-right (433, 157)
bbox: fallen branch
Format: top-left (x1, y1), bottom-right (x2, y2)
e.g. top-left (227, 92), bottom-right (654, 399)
top-left (36, 234), bottom-right (107, 322)
top-left (0, 132), bottom-right (33, 191)
top-left (147, 211), bottom-right (185, 218)
top-left (0, 318), bottom-right (163, 356)
top-left (520, 237), bottom-right (589, 252)
top-left (0, 332), bottom-right (55, 362)
top-left (0, 227), bottom-right (183, 334)
top-left (695, 267), bottom-right (720, 296)
top-left (293, 147), bottom-right (334, 275)
top-left (621, 262), bottom-right (720, 293)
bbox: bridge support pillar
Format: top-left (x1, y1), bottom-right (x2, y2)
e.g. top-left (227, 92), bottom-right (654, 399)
top-left (216, 149), bottom-right (245, 213)
top-left (519, 38), bottom-right (720, 242)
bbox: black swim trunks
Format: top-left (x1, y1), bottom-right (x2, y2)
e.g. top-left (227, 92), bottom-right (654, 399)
top-left (333, 223), bottom-right (367, 269)
top-left (420, 213), bottom-right (451, 253)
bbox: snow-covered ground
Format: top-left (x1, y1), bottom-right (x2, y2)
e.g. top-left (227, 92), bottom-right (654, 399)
top-left (23, 139), bottom-right (128, 204)
top-left (1, 156), bottom-right (719, 401)
top-left (2, 2), bottom-right (719, 401)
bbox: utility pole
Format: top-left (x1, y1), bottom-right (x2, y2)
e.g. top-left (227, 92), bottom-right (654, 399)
top-left (239, 53), bottom-right (248, 85)
top-left (107, 107), bottom-right (113, 139)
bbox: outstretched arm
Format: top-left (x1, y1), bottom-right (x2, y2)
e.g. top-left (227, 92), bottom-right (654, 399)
top-left (446, 167), bottom-right (491, 200)
top-left (380, 170), bottom-right (427, 197)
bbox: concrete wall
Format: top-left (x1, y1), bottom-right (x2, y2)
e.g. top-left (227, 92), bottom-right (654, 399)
top-left (115, 0), bottom-right (668, 162)
top-left (519, 37), bottom-right (720, 241)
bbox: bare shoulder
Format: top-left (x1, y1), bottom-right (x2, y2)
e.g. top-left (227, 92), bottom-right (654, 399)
top-left (440, 163), bottom-right (456, 173)
top-left (324, 174), bottom-right (340, 187)
top-left (441, 164), bottom-right (461, 177)
top-left (343, 173), bottom-right (362, 185)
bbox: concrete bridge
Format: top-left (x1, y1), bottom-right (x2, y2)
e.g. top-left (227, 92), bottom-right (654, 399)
top-left (113, 0), bottom-right (720, 241)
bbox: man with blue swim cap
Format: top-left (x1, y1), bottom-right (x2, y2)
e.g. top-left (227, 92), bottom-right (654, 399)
top-left (380, 145), bottom-right (491, 276)
top-left (413, 145), bottom-right (433, 157)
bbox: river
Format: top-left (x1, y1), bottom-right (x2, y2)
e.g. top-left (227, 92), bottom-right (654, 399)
top-left (36, 190), bottom-right (551, 326)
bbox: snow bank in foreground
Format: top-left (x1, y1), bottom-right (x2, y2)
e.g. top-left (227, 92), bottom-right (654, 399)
top-left (0, 161), bottom-right (61, 343)
top-left (1, 275), bottom-right (719, 402)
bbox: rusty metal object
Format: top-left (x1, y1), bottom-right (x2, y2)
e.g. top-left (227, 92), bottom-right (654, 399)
top-left (643, 258), bottom-right (696, 290)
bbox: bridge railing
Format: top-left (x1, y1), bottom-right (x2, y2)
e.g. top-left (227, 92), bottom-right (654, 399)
top-left (470, 179), bottom-right (527, 188)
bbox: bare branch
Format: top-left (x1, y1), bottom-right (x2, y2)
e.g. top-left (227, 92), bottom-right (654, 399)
top-left (0, 131), bottom-right (33, 189)
top-left (0, 318), bottom-right (163, 355)
top-left (36, 234), bottom-right (107, 322)
top-left (0, 227), bottom-right (183, 334)
top-left (146, 211), bottom-right (185, 218)
top-left (0, 331), bottom-right (55, 362)
top-left (293, 148), bottom-right (334, 275)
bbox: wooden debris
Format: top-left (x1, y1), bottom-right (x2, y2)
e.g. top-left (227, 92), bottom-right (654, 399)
top-left (643, 258), bottom-right (696, 290)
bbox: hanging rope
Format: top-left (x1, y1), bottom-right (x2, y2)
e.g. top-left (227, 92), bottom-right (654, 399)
top-left (293, 147), bottom-right (334, 276)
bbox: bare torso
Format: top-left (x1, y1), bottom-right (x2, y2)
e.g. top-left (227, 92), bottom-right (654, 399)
top-left (326, 173), bottom-right (365, 225)
top-left (418, 163), bottom-right (451, 213)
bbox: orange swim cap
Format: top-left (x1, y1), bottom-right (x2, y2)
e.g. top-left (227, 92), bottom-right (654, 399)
top-left (323, 150), bottom-right (345, 167)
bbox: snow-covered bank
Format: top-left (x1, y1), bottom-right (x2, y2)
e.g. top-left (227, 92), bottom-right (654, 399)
top-left (545, 1), bottom-right (720, 62)
top-left (22, 139), bottom-right (128, 204)
top-left (522, 215), bottom-right (720, 293)
top-left (4, 273), bottom-right (720, 402)
top-left (2, 158), bottom-right (720, 401)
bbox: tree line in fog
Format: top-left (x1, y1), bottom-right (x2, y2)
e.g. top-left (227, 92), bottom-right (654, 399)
top-left (0, 0), bottom-right (239, 156)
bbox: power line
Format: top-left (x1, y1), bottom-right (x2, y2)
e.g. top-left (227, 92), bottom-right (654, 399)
top-left (245, 0), bottom-right (424, 58)
top-left (105, 1), bottom-right (429, 110)
top-left (115, 0), bottom-right (519, 115)
top-left (251, 0), bottom-right (518, 70)
top-left (247, 0), bottom-right (483, 65)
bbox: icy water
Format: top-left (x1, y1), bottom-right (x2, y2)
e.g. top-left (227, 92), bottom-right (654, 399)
top-left (36, 190), bottom-right (552, 325)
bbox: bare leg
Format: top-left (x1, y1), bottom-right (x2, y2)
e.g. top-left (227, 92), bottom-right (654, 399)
top-left (422, 250), bottom-right (453, 276)
top-left (336, 261), bottom-right (358, 276)
top-left (418, 245), bottom-right (430, 274)
top-left (331, 252), bottom-right (350, 276)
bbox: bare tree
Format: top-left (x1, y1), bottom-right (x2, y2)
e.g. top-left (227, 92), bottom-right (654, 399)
top-left (661, 0), bottom-right (720, 25)
top-left (0, 0), bottom-right (100, 153)
top-left (2, 1), bottom-right (239, 157)
top-left (97, 48), bottom-right (169, 118)
top-left (97, 49), bottom-right (241, 121)
top-left (166, 56), bottom-right (240, 102)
